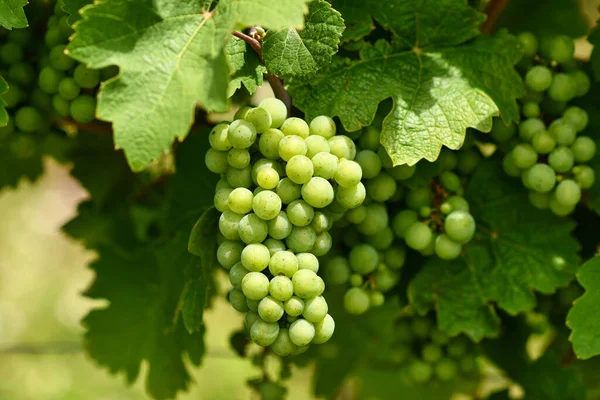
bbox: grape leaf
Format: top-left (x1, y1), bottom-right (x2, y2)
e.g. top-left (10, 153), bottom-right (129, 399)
top-left (497, 0), bottom-right (589, 39)
top-left (289, 1), bottom-right (523, 166)
top-left (262, 0), bottom-right (344, 77)
top-left (226, 36), bottom-right (266, 97)
top-left (567, 256), bottom-right (600, 359)
top-left (84, 232), bottom-right (205, 400)
top-left (409, 258), bottom-right (500, 341)
top-left (329, 0), bottom-right (374, 42)
top-left (188, 206), bottom-right (219, 263)
top-left (519, 353), bottom-right (586, 400)
top-left (589, 27), bottom-right (600, 82)
top-left (62, 0), bottom-right (92, 24)
top-left (0, 137), bottom-right (43, 189)
top-left (0, 0), bottom-right (27, 29)
top-left (67, 0), bottom-right (308, 172)
top-left (466, 159), bottom-right (580, 314)
top-left (0, 77), bottom-right (8, 126)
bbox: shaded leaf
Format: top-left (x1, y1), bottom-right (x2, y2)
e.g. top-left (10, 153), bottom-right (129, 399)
top-left (226, 36), bottom-right (266, 97)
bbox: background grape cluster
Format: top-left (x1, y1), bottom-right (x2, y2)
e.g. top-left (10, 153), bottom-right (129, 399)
top-left (494, 33), bottom-right (595, 216)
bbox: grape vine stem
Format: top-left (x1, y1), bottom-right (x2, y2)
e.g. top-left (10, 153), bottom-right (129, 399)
top-left (232, 30), bottom-right (292, 115)
top-left (481, 0), bottom-right (511, 34)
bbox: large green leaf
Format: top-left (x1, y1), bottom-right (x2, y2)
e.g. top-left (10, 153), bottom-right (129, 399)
top-left (68, 0), bottom-right (308, 171)
top-left (262, 0), bottom-right (344, 77)
top-left (62, 0), bottom-right (92, 24)
top-left (567, 256), bottom-right (600, 359)
top-left (0, 0), bottom-right (27, 29)
top-left (226, 36), bottom-right (266, 97)
top-left (289, 0), bottom-right (523, 166)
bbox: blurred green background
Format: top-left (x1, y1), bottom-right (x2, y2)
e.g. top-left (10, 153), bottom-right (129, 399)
top-left (0, 159), bottom-right (314, 400)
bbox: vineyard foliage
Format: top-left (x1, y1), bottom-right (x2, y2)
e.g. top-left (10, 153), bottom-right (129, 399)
top-left (2, 0), bottom-right (600, 399)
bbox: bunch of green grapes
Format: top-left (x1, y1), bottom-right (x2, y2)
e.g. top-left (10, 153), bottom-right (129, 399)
top-left (321, 127), bottom-right (479, 316)
top-left (206, 97), bottom-right (367, 355)
top-left (373, 315), bottom-right (481, 385)
top-left (493, 33), bottom-right (595, 216)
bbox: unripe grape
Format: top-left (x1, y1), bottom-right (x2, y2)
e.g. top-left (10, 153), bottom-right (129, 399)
top-left (309, 115), bottom-right (336, 139)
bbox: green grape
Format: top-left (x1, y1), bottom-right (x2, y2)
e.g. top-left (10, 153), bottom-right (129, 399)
top-left (57, 77), bottom-right (81, 100)
top-left (252, 159), bottom-right (284, 184)
top-left (405, 222), bottom-right (433, 251)
top-left (522, 101), bottom-right (540, 118)
top-left (569, 70), bottom-right (591, 97)
top-left (257, 167), bottom-right (280, 190)
top-left (358, 125), bottom-right (380, 151)
top-left (525, 65), bottom-right (552, 92)
top-left (357, 202), bottom-right (388, 235)
top-left (270, 328), bottom-right (297, 356)
top-left (312, 314), bottom-right (335, 344)
top-left (8, 63), bottom-right (34, 87)
top-left (311, 232), bottom-right (332, 256)
top-left (50, 45), bottom-right (76, 71)
top-left (229, 289), bottom-right (250, 312)
top-left (217, 240), bottom-right (244, 269)
top-left (370, 291), bottom-right (385, 307)
top-left (228, 119), bottom-right (257, 149)
top-left (209, 123), bottom-right (231, 151)
top-left (392, 209), bottom-right (418, 238)
top-left (247, 297), bottom-right (260, 312)
top-left (434, 234), bottom-right (462, 260)
top-left (70, 95), bottom-right (96, 123)
top-left (234, 106), bottom-right (251, 120)
top-left (512, 143), bottom-right (538, 169)
top-left (440, 171), bottom-right (461, 192)
top-left (276, 178), bottom-right (302, 204)
top-left (297, 253), bottom-right (319, 272)
top-left (548, 73), bottom-right (576, 102)
top-left (502, 153), bottom-right (522, 177)
top-left (238, 213), bottom-right (268, 244)
top-left (259, 128), bottom-right (284, 159)
top-left (242, 272), bottom-right (270, 300)
top-left (373, 267), bottom-right (399, 292)
top-left (2, 84), bottom-right (21, 107)
top-left (444, 211), bottom-right (475, 243)
top-left (329, 135), bottom-right (356, 160)
top-left (252, 190), bottom-right (282, 220)
top-left (385, 245), bottom-right (406, 269)
top-left (309, 115), bottom-right (336, 139)
top-left (73, 64), bottom-right (101, 89)
top-left (365, 227), bottom-right (394, 251)
top-left (284, 296), bottom-right (305, 317)
top-left (303, 296), bottom-right (328, 323)
top-left (388, 164), bottom-right (417, 181)
top-left (324, 256), bottom-right (351, 285)
top-left (355, 150), bottom-right (382, 179)
top-left (349, 244), bottom-right (379, 274)
top-left (529, 191), bottom-right (550, 210)
top-left (311, 211), bottom-right (332, 233)
top-left (292, 269), bottom-right (322, 299)
top-left (549, 192), bottom-right (575, 216)
top-left (268, 211), bottom-right (292, 240)
top-left (531, 131), bottom-right (556, 154)
top-left (548, 35), bottom-right (575, 63)
top-left (573, 166), bottom-right (595, 189)
top-left (305, 135), bottom-right (330, 159)
top-left (269, 250), bottom-right (299, 277)
top-left (281, 117), bottom-right (310, 138)
top-left (366, 172), bottom-right (397, 202)
top-left (335, 182), bottom-right (366, 209)
top-left (259, 98), bottom-right (287, 128)
top-left (518, 31), bottom-right (538, 57)
top-left (349, 273), bottom-right (363, 287)
top-left (227, 166), bottom-right (253, 189)
top-left (555, 179), bottom-right (581, 207)
top-left (258, 296), bottom-right (284, 322)
top-left (447, 196), bottom-right (470, 213)
top-left (571, 137), bottom-right (596, 163)
top-left (245, 107), bottom-right (272, 133)
top-left (51, 95), bottom-right (69, 117)
top-left (287, 200), bottom-right (314, 227)
top-left (278, 135), bottom-right (307, 161)
top-left (244, 311), bottom-right (260, 332)
top-left (562, 106), bottom-right (588, 132)
top-left (335, 160), bottom-right (362, 188)
top-left (286, 155), bottom-right (314, 184)
top-left (549, 119), bottom-right (576, 146)
top-left (45, 28), bottom-right (62, 47)
top-left (518, 118), bottom-right (545, 142)
top-left (229, 262), bottom-right (248, 290)
top-left (227, 188), bottom-right (253, 214)
top-left (421, 234), bottom-right (436, 256)
top-left (311, 152), bottom-right (339, 179)
top-left (301, 177), bottom-right (334, 208)
top-left (346, 205), bottom-right (367, 224)
top-left (286, 226), bottom-right (318, 253)
top-left (344, 287), bottom-right (370, 315)
top-left (548, 146), bottom-right (574, 173)
top-left (524, 163), bottom-right (556, 193)
top-left (447, 337), bottom-right (467, 357)
top-left (490, 119), bottom-right (516, 142)
top-left (457, 149), bottom-right (481, 175)
top-left (411, 317), bottom-right (432, 339)
top-left (289, 319), bottom-right (315, 346)
top-left (435, 359), bottom-right (458, 381)
top-left (406, 186), bottom-right (432, 210)
top-left (409, 361), bottom-right (433, 384)
top-left (240, 243), bottom-right (270, 272)
top-left (250, 319), bottom-right (280, 346)
top-left (15, 107), bottom-right (43, 133)
top-left (215, 188), bottom-right (232, 212)
top-left (377, 146), bottom-right (394, 168)
top-left (0, 42), bottom-right (23, 64)
top-left (422, 343), bottom-right (443, 363)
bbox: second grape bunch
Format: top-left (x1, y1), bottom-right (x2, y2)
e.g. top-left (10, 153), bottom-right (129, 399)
top-left (206, 97), bottom-right (367, 355)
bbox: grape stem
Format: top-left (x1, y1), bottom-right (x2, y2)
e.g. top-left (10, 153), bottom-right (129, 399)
top-left (232, 30), bottom-right (292, 115)
top-left (480, 0), bottom-right (511, 34)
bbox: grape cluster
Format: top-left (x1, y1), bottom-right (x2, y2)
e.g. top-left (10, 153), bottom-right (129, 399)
top-left (321, 126), bottom-right (479, 315)
top-left (206, 97), bottom-right (367, 355)
top-left (372, 316), bottom-right (481, 385)
top-left (494, 33), bottom-right (595, 216)
top-left (0, 1), bottom-right (109, 160)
